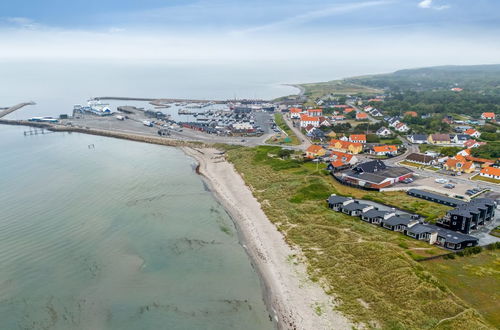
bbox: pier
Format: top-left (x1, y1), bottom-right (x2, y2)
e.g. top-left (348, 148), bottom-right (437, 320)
top-left (23, 128), bottom-right (54, 136)
top-left (0, 102), bottom-right (36, 118)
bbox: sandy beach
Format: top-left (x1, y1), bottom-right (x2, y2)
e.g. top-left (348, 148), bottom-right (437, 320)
top-left (183, 147), bottom-right (352, 330)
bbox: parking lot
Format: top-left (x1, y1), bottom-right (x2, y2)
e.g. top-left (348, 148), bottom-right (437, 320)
top-left (404, 175), bottom-right (485, 199)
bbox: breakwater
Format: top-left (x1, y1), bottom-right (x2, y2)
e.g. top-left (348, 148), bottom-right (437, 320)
top-left (0, 119), bottom-right (210, 148)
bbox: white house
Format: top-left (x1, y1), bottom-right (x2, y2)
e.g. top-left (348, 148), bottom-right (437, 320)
top-left (408, 134), bottom-right (428, 144)
top-left (395, 122), bottom-right (410, 132)
top-left (300, 114), bottom-right (320, 128)
top-left (480, 167), bottom-right (500, 180)
top-left (376, 127), bottom-right (392, 137)
top-left (465, 129), bottom-right (481, 139)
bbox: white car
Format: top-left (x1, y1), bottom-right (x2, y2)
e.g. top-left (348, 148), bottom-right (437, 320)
top-left (435, 178), bottom-right (448, 184)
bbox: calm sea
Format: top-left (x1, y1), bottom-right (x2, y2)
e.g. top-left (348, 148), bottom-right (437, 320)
top-left (0, 125), bottom-right (274, 329)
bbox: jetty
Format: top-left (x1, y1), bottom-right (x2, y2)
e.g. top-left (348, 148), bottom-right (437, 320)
top-left (0, 102), bottom-right (35, 118)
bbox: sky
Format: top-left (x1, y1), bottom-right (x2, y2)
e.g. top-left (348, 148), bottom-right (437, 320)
top-left (0, 0), bottom-right (500, 69)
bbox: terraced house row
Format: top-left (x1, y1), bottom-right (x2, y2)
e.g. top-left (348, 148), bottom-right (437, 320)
top-left (327, 194), bottom-right (481, 250)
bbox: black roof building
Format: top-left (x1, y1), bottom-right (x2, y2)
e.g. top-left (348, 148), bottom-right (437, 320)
top-left (407, 189), bottom-right (465, 207)
top-left (342, 201), bottom-right (371, 212)
top-left (438, 197), bottom-right (496, 234)
top-left (327, 195), bottom-right (351, 206)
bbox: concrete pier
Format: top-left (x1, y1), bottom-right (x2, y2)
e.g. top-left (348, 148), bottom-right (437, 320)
top-left (0, 102), bottom-right (35, 118)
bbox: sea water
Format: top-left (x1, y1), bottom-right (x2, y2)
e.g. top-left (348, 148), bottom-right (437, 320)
top-left (0, 125), bottom-right (273, 329)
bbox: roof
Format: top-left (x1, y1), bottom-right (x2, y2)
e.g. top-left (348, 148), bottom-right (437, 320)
top-left (343, 108), bottom-right (355, 113)
top-left (482, 112), bottom-right (496, 118)
top-left (382, 214), bottom-right (415, 227)
top-left (464, 128), bottom-right (478, 135)
top-left (454, 134), bottom-right (470, 141)
top-left (406, 153), bottom-right (436, 163)
top-left (327, 194), bottom-right (351, 204)
top-left (356, 113), bottom-right (368, 119)
top-left (464, 140), bottom-right (486, 148)
top-left (433, 226), bottom-right (478, 244)
top-left (362, 209), bottom-right (389, 219)
top-left (404, 111), bottom-right (418, 117)
top-left (332, 104), bottom-right (349, 108)
top-left (349, 134), bottom-right (366, 141)
top-left (307, 109), bottom-right (322, 113)
top-left (407, 224), bottom-right (435, 235)
top-left (290, 107), bottom-right (302, 113)
top-left (354, 160), bottom-right (387, 173)
top-left (330, 151), bottom-right (354, 162)
top-left (466, 156), bottom-right (494, 164)
top-left (481, 166), bottom-right (500, 177)
top-left (445, 158), bottom-right (473, 170)
top-left (342, 201), bottom-right (370, 211)
top-left (376, 126), bottom-right (390, 133)
top-left (368, 98), bottom-right (383, 102)
top-left (306, 145), bottom-right (325, 154)
top-left (373, 145), bottom-right (397, 153)
top-left (407, 189), bottom-right (465, 207)
top-left (409, 134), bottom-right (428, 141)
top-left (430, 134), bottom-right (450, 142)
top-left (300, 114), bottom-right (320, 122)
top-left (329, 139), bottom-right (363, 150)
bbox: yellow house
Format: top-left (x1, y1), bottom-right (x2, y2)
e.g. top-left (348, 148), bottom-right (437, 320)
top-left (428, 134), bottom-right (450, 145)
top-left (443, 157), bottom-right (475, 173)
top-left (306, 145), bottom-right (326, 159)
top-left (328, 139), bottom-right (363, 154)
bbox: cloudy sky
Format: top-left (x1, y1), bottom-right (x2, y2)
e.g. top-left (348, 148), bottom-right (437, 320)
top-left (0, 0), bottom-right (499, 66)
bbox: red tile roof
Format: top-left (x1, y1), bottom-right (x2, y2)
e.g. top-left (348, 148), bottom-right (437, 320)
top-left (481, 166), bottom-right (500, 176)
top-left (290, 107), bottom-right (302, 113)
top-left (300, 114), bottom-right (320, 122)
top-left (464, 128), bottom-right (478, 136)
top-left (356, 113), bottom-right (368, 119)
top-left (482, 112), bottom-right (496, 118)
top-left (373, 145), bottom-right (397, 153)
top-left (306, 145), bottom-right (324, 154)
top-left (349, 134), bottom-right (366, 142)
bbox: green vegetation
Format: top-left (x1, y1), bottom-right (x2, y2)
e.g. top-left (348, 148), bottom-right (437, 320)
top-left (268, 113), bottom-right (300, 145)
top-left (299, 80), bottom-right (382, 100)
top-left (471, 142), bottom-right (500, 159)
top-left (490, 227), bottom-right (500, 238)
top-left (223, 146), bottom-right (490, 329)
top-left (418, 144), bottom-right (445, 154)
top-left (471, 174), bottom-right (500, 184)
top-left (423, 249), bottom-right (500, 328)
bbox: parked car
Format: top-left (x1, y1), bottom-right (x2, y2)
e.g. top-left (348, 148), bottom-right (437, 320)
top-left (435, 178), bottom-right (448, 184)
top-left (402, 178), bottom-right (414, 184)
top-left (444, 183), bottom-right (455, 189)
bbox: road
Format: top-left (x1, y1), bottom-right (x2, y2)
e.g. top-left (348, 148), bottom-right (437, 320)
top-left (282, 113), bottom-right (311, 150)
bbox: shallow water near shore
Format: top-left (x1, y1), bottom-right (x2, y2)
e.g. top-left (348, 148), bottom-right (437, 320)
top-left (0, 125), bottom-right (274, 329)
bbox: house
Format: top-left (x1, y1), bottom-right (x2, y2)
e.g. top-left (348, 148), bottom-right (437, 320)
top-left (343, 107), bottom-right (355, 114)
top-left (356, 112), bottom-right (368, 121)
top-left (376, 127), bottom-right (392, 137)
top-left (382, 214), bottom-right (419, 232)
top-left (404, 224), bottom-right (438, 243)
top-left (331, 115), bottom-right (346, 121)
top-left (454, 125), bottom-right (473, 133)
top-left (349, 134), bottom-right (366, 144)
top-left (307, 109), bottom-right (323, 117)
top-left (304, 124), bottom-right (316, 134)
top-left (451, 134), bottom-right (470, 145)
top-left (328, 139), bottom-right (363, 154)
top-left (464, 139), bottom-right (486, 149)
top-left (404, 111), bottom-right (418, 118)
top-left (289, 107), bottom-right (303, 119)
top-left (305, 145), bottom-right (326, 159)
top-left (395, 122), bottom-right (410, 132)
top-left (388, 118), bottom-right (400, 128)
top-left (364, 106), bottom-right (373, 112)
top-left (341, 201), bottom-right (374, 216)
top-left (437, 198), bottom-right (496, 234)
top-left (434, 227), bottom-right (478, 250)
top-left (338, 160), bottom-right (413, 190)
top-left (405, 153), bottom-right (437, 166)
top-left (309, 128), bottom-right (326, 140)
top-left (407, 189), bottom-right (465, 207)
top-left (326, 151), bottom-right (359, 171)
top-left (465, 156), bottom-right (494, 168)
top-left (443, 156), bottom-right (475, 173)
top-left (481, 112), bottom-right (496, 121)
top-left (451, 87), bottom-right (463, 92)
top-left (428, 134), bottom-right (451, 145)
top-left (457, 148), bottom-right (471, 157)
top-left (300, 114), bottom-right (320, 128)
top-left (361, 208), bottom-right (395, 225)
top-left (319, 117), bottom-right (331, 127)
top-left (370, 109), bottom-right (383, 117)
top-left (408, 134), bottom-right (428, 144)
top-left (368, 98), bottom-right (383, 102)
top-left (480, 166), bottom-right (500, 180)
top-left (371, 145), bottom-right (398, 156)
top-left (326, 194), bottom-right (353, 211)
top-left (464, 128), bottom-right (481, 138)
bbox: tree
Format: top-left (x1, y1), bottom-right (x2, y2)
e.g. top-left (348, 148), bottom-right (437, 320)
top-left (440, 147), bottom-right (462, 157)
top-left (366, 134), bottom-right (380, 143)
top-left (278, 148), bottom-right (293, 159)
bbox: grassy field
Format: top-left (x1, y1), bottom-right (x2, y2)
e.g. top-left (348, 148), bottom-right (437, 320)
top-left (271, 113), bottom-right (301, 145)
top-left (423, 250), bottom-right (500, 328)
top-left (299, 80), bottom-right (382, 101)
top-left (225, 145), bottom-right (490, 329)
top-left (471, 174), bottom-right (500, 184)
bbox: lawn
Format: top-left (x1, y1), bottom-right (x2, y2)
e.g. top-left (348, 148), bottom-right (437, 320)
top-left (423, 250), bottom-right (500, 328)
top-left (299, 80), bottom-right (382, 104)
top-left (272, 113), bottom-right (300, 145)
top-left (224, 145), bottom-right (490, 329)
top-left (471, 174), bottom-right (500, 184)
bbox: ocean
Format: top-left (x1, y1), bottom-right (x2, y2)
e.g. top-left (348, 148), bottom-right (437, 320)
top-left (0, 125), bottom-right (274, 329)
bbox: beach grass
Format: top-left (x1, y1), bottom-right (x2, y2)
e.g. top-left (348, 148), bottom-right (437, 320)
top-left (422, 250), bottom-right (500, 328)
top-left (299, 80), bottom-right (382, 100)
top-left (225, 145), bottom-right (491, 329)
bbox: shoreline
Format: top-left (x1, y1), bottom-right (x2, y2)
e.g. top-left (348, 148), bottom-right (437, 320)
top-left (182, 147), bottom-right (352, 330)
